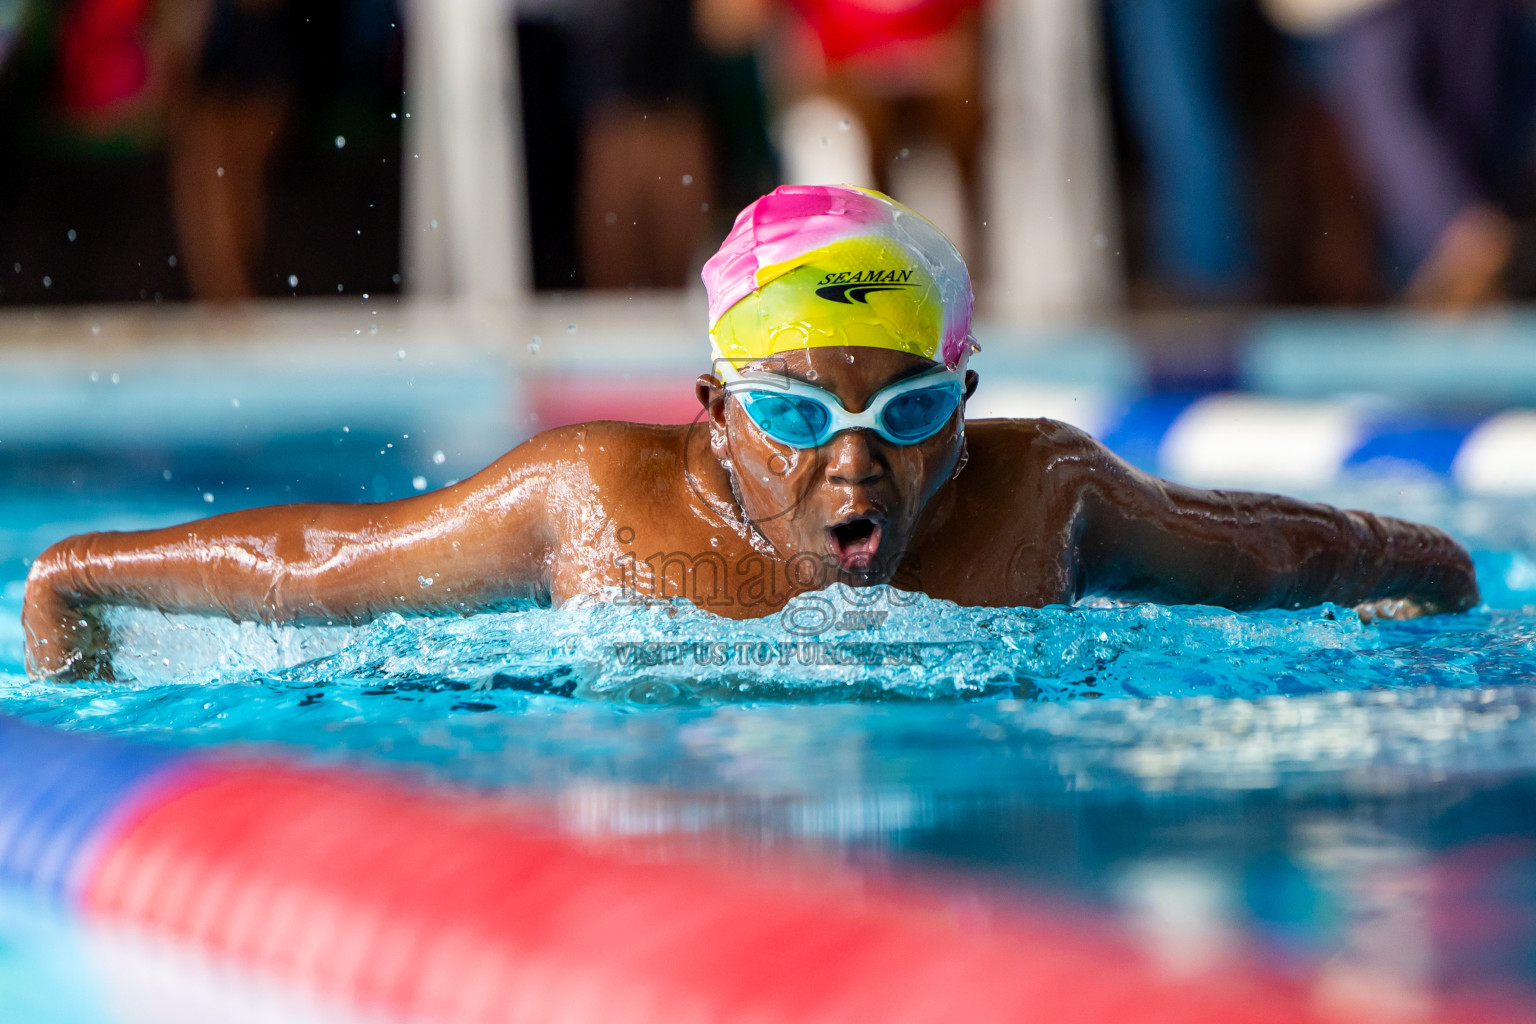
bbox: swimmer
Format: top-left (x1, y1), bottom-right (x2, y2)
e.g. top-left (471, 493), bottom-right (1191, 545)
top-left (23, 185), bottom-right (1478, 680)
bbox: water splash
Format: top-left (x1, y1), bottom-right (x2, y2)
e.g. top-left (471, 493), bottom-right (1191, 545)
top-left (79, 584), bottom-right (1438, 706)
top-left (0, 582), bottom-right (1533, 811)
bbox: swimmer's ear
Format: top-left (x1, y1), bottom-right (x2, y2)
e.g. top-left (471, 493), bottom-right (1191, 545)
top-left (696, 373), bottom-right (727, 426)
top-left (963, 370), bottom-right (979, 401)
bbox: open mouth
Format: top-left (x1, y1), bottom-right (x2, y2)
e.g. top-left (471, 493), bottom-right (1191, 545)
top-left (828, 517), bottom-right (884, 573)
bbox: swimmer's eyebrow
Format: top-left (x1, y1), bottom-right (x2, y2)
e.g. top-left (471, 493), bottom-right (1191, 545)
top-left (882, 363), bottom-right (943, 385)
top-left (736, 365), bottom-right (822, 388)
top-left (751, 363), bottom-right (940, 388)
top-left (854, 363), bottom-right (946, 395)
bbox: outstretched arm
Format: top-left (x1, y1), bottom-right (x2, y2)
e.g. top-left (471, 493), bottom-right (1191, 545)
top-left (23, 436), bottom-right (565, 680)
top-left (1064, 430), bottom-right (1478, 614)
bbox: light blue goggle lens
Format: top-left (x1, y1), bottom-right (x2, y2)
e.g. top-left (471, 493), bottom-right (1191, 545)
top-left (881, 385), bottom-right (963, 443)
top-left (736, 391), bottom-right (831, 447)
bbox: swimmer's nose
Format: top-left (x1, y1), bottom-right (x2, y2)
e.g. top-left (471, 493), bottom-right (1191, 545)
top-left (824, 430), bottom-right (884, 487)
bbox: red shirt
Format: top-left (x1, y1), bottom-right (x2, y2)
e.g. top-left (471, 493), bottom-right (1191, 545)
top-left (56, 0), bottom-right (152, 114)
top-left (788, 0), bottom-right (981, 62)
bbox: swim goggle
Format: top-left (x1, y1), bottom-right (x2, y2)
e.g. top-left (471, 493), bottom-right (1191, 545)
top-left (716, 361), bottom-right (965, 448)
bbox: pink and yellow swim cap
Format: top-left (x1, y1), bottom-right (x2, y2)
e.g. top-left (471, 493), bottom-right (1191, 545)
top-left (702, 185), bottom-right (975, 369)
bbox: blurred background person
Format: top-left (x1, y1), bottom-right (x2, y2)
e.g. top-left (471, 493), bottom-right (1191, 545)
top-left (0, 0), bottom-right (183, 305)
top-left (515, 0), bottom-right (777, 290)
top-left (7, 0), bottom-right (1535, 313)
top-left (1263, 0), bottom-right (1535, 308)
top-left (1102, 0), bottom-right (1255, 304)
top-left (0, 0), bottom-right (400, 306)
top-left (1246, 16), bottom-right (1383, 308)
top-left (1100, 0), bottom-right (1397, 310)
top-left (710, 0), bottom-right (982, 260)
top-left (576, 0), bottom-right (719, 289)
top-left (162, 0), bottom-right (298, 300)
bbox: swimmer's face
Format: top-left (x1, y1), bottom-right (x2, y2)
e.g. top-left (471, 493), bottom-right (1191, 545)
top-left (697, 346), bottom-right (977, 586)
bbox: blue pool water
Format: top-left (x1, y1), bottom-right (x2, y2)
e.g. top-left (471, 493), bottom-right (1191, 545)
top-left (3, 464), bottom-right (1536, 1005)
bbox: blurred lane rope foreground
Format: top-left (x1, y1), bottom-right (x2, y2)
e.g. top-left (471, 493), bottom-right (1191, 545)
top-left (0, 714), bottom-right (1531, 1024)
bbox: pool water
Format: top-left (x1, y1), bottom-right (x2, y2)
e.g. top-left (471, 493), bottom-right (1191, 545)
top-left (4, 473), bottom-right (1536, 1005)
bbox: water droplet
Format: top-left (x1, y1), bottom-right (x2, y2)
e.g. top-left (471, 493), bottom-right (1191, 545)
top-left (429, 219), bottom-right (438, 230)
top-left (216, 167), bottom-right (224, 177)
top-left (288, 274), bottom-right (299, 288)
top-left (369, 324), bottom-right (378, 335)
top-left (682, 174), bottom-right (693, 186)
top-left (168, 255), bottom-right (177, 267)
top-left (162, 469), bottom-right (172, 480)
top-left (396, 349), bottom-right (406, 360)
top-left (839, 119), bottom-right (851, 130)
top-left (203, 492), bottom-right (214, 503)
top-left (412, 475), bottom-right (428, 491)
top-left (90, 323), bottom-right (100, 335)
top-left (418, 575), bottom-right (434, 587)
top-left (110, 372), bottom-right (120, 383)
top-left (899, 147), bottom-right (910, 158)
top-left (89, 371), bottom-right (99, 382)
top-left (343, 426), bottom-right (350, 433)
top-left (528, 336), bottom-right (541, 354)
top-left (566, 323), bottom-right (576, 332)
top-left (432, 450), bottom-right (446, 464)
top-left (42, 276), bottom-right (51, 288)
top-left (231, 398), bottom-right (240, 408)
top-left (362, 293), bottom-right (370, 299)
top-left (335, 135), bottom-right (347, 149)
top-left (67, 229), bottom-right (77, 241)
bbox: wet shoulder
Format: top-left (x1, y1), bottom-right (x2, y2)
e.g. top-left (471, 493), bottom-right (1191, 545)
top-left (952, 418), bottom-right (1118, 521)
top-left (517, 421), bottom-right (694, 497)
top-left (964, 417), bottom-right (1105, 476)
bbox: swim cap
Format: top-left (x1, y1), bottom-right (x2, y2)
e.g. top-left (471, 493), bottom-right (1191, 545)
top-left (702, 185), bottom-right (975, 369)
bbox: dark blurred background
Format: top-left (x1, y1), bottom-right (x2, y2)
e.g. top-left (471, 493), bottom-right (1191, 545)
top-left (3, 0), bottom-right (1536, 313)
top-left (0, 0), bottom-right (403, 304)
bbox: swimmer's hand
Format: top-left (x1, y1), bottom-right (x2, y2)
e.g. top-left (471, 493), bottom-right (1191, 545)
top-left (22, 573), bottom-right (115, 682)
top-left (1353, 597), bottom-right (1446, 623)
